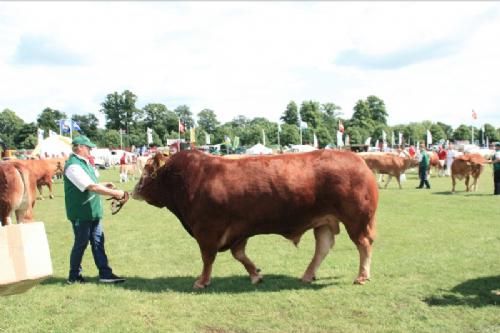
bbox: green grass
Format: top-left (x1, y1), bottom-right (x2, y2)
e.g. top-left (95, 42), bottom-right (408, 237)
top-left (1, 165), bottom-right (499, 333)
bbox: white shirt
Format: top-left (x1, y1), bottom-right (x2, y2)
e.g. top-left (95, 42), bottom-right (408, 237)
top-left (65, 154), bottom-right (99, 192)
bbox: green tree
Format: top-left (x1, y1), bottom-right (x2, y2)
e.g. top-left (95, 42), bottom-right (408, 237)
top-left (484, 123), bottom-right (498, 142)
top-left (366, 95), bottom-right (388, 125)
top-left (429, 123), bottom-right (446, 143)
top-left (281, 101), bottom-right (299, 126)
top-left (101, 129), bottom-right (121, 148)
top-left (279, 123), bottom-right (300, 146)
top-left (299, 100), bottom-right (321, 129)
top-left (197, 109), bottom-right (220, 134)
top-left (453, 124), bottom-right (474, 141)
top-left (175, 105), bottom-right (194, 129)
top-left (37, 107), bottom-right (67, 134)
top-left (72, 113), bottom-right (99, 141)
top-left (100, 90), bottom-right (139, 134)
top-left (16, 123), bottom-right (38, 149)
top-left (436, 122), bottom-right (453, 140)
top-left (0, 109), bottom-right (25, 148)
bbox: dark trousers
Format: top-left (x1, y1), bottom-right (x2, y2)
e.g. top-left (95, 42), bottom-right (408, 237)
top-left (69, 219), bottom-right (113, 280)
top-left (494, 169), bottom-right (500, 195)
top-left (418, 166), bottom-right (430, 189)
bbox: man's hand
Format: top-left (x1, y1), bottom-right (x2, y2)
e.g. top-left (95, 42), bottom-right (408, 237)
top-left (109, 191), bottom-right (129, 215)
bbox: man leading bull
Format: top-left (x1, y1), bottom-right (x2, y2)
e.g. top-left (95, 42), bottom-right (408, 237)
top-left (64, 135), bottom-right (127, 284)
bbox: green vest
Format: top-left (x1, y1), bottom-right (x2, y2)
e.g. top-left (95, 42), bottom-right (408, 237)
top-left (420, 151), bottom-right (430, 168)
top-left (494, 150), bottom-right (500, 172)
top-left (64, 154), bottom-right (103, 221)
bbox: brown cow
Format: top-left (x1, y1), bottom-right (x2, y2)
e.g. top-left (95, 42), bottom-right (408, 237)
top-left (359, 153), bottom-right (418, 189)
top-left (133, 149), bottom-right (378, 289)
top-left (451, 153), bottom-right (486, 192)
top-left (0, 163), bottom-right (37, 226)
top-left (7, 159), bottom-right (65, 200)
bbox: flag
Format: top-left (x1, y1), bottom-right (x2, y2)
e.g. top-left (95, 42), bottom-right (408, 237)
top-left (72, 120), bottom-right (81, 132)
top-left (472, 109), bottom-right (477, 120)
top-left (178, 119), bottom-right (185, 134)
top-left (277, 123), bottom-right (281, 133)
top-left (336, 131), bottom-right (344, 147)
top-left (262, 129), bottom-right (266, 145)
top-left (190, 127), bottom-right (196, 143)
top-left (205, 132), bottom-right (211, 145)
top-left (37, 128), bottom-right (44, 143)
top-left (382, 130), bottom-right (387, 143)
top-left (224, 135), bottom-right (231, 145)
top-left (391, 131), bottom-right (395, 146)
top-left (345, 134), bottom-right (350, 146)
top-left (364, 137), bottom-right (371, 146)
top-left (338, 120), bottom-right (344, 133)
top-left (374, 139), bottom-right (379, 150)
top-left (398, 132), bottom-right (403, 145)
top-left (426, 129), bottom-right (432, 146)
top-left (147, 127), bottom-right (153, 145)
top-left (313, 133), bottom-right (318, 148)
top-left (59, 119), bottom-right (71, 134)
top-left (300, 121), bottom-right (308, 129)
top-left (232, 136), bottom-right (240, 150)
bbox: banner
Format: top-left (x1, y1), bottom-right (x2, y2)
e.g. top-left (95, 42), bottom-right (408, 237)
top-left (313, 133), bottom-right (318, 148)
top-left (178, 120), bottom-right (185, 134)
top-left (37, 128), bottom-right (44, 143)
top-left (382, 130), bottom-right (387, 143)
top-left (338, 120), bottom-right (344, 133)
top-left (426, 129), bottom-right (432, 146)
top-left (190, 127), bottom-right (196, 143)
top-left (262, 129), bottom-right (266, 145)
top-left (345, 134), bottom-right (350, 146)
top-left (398, 132), bottom-right (403, 145)
top-left (365, 137), bottom-right (371, 146)
top-left (336, 131), bottom-right (344, 147)
top-left (205, 132), bottom-right (211, 145)
top-left (147, 127), bottom-right (153, 145)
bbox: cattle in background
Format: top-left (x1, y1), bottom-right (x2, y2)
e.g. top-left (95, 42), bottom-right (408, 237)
top-left (7, 158), bottom-right (65, 200)
top-left (359, 153), bottom-right (418, 189)
top-left (133, 149), bottom-right (378, 289)
top-left (428, 151), bottom-right (442, 177)
top-left (0, 163), bottom-right (36, 226)
top-left (451, 153), bottom-right (486, 192)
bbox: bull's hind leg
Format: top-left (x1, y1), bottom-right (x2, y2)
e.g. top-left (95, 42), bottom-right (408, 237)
top-left (194, 245), bottom-right (217, 289)
top-left (230, 239), bottom-right (262, 284)
top-left (354, 234), bottom-right (373, 285)
top-left (301, 222), bottom-right (339, 283)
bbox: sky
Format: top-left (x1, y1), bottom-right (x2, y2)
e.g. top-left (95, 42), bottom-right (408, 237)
top-left (1, 1), bottom-right (499, 129)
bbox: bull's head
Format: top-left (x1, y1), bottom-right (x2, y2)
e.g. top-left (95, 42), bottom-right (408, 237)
top-left (132, 153), bottom-right (169, 201)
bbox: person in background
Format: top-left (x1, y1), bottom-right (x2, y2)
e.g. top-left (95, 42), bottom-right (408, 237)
top-left (437, 146), bottom-right (447, 177)
top-left (492, 143), bottom-right (500, 195)
top-left (416, 144), bottom-right (431, 189)
top-left (408, 145), bottom-right (416, 158)
top-left (445, 144), bottom-right (456, 177)
top-left (119, 152), bottom-right (127, 183)
top-left (64, 135), bottom-right (126, 284)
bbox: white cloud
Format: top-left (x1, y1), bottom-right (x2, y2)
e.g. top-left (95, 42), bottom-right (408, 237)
top-left (0, 1), bottom-right (499, 129)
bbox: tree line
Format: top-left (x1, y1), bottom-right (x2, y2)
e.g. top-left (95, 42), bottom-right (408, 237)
top-left (1, 89), bottom-right (499, 150)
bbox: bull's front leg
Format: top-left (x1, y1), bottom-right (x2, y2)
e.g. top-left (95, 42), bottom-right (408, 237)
top-left (465, 176), bottom-right (471, 192)
top-left (301, 223), bottom-right (337, 283)
top-left (230, 239), bottom-right (262, 284)
top-left (48, 183), bottom-right (54, 199)
top-left (354, 234), bottom-right (373, 285)
top-left (194, 244), bottom-right (217, 289)
top-left (37, 184), bottom-right (44, 200)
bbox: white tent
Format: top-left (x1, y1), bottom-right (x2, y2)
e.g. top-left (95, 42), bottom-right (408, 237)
top-left (245, 143), bottom-right (273, 155)
top-left (290, 144), bottom-right (317, 153)
top-left (31, 135), bottom-right (72, 158)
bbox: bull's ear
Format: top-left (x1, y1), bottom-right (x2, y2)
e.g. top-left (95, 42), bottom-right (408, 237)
top-left (152, 153), bottom-right (167, 170)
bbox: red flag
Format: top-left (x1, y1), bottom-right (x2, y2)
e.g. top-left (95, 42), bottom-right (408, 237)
top-left (472, 110), bottom-right (477, 120)
top-left (178, 120), bottom-right (185, 134)
top-left (339, 120), bottom-right (344, 133)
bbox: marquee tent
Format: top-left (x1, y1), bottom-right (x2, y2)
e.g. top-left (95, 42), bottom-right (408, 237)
top-left (31, 135), bottom-right (72, 158)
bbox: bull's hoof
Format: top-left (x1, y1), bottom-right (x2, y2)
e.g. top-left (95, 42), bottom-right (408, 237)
top-left (250, 274), bottom-right (263, 284)
top-left (353, 277), bottom-right (370, 285)
top-left (37, 197), bottom-right (44, 201)
top-left (300, 275), bottom-right (316, 283)
top-left (49, 195), bottom-right (54, 199)
top-left (193, 280), bottom-right (210, 289)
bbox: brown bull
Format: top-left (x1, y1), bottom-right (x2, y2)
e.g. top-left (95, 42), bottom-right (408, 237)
top-left (7, 158), bottom-right (65, 199)
top-left (359, 153), bottom-right (418, 189)
top-left (133, 149), bottom-right (378, 289)
top-left (451, 153), bottom-right (486, 192)
top-left (0, 163), bottom-right (37, 226)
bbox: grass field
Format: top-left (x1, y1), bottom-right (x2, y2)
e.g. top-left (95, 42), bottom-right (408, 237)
top-left (1, 165), bottom-right (499, 333)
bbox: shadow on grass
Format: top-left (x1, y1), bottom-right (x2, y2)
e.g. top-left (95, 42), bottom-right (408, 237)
top-left (424, 275), bottom-right (500, 307)
top-left (42, 274), bottom-right (338, 294)
top-left (431, 191), bottom-right (454, 195)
